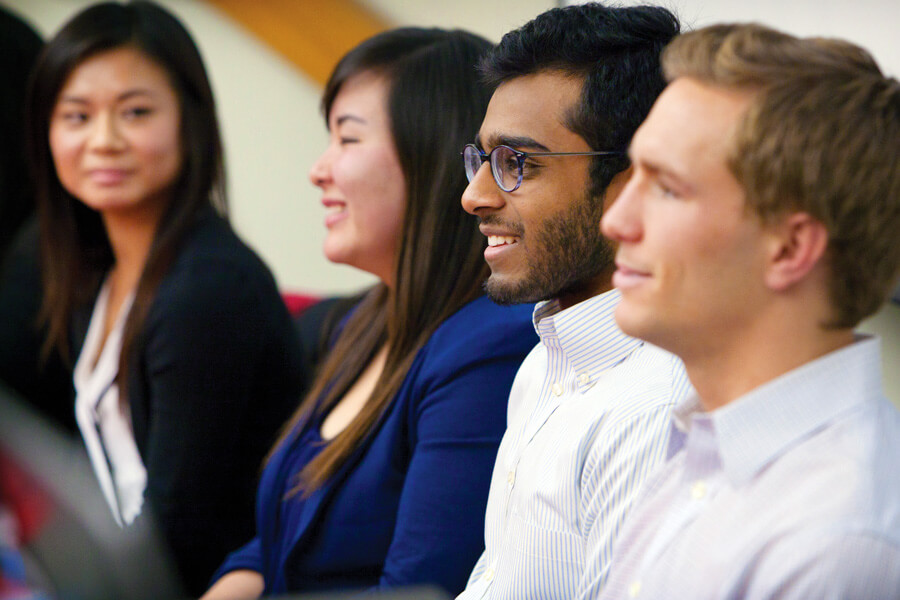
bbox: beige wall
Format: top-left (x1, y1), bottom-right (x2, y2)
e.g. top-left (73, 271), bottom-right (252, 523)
top-left (568, 0), bottom-right (899, 76)
top-left (4, 0), bottom-right (898, 404)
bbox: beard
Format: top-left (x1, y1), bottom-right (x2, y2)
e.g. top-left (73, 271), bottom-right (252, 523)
top-left (483, 188), bottom-right (615, 305)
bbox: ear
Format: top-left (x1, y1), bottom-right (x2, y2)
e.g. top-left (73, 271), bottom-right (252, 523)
top-left (764, 212), bottom-right (829, 292)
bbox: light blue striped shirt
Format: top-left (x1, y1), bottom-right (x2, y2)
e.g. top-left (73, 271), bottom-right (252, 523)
top-left (600, 335), bottom-right (900, 600)
top-left (457, 289), bottom-right (690, 600)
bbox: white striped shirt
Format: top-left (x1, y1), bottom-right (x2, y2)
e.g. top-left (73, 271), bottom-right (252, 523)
top-left (458, 289), bottom-right (690, 600)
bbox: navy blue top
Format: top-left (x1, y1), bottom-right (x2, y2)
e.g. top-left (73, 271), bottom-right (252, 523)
top-left (213, 296), bottom-right (537, 596)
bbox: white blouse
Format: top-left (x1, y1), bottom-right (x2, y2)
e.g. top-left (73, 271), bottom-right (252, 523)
top-left (73, 280), bottom-right (146, 527)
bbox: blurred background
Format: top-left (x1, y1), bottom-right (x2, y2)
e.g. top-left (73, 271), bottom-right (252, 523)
top-left (3, 0), bottom-right (899, 403)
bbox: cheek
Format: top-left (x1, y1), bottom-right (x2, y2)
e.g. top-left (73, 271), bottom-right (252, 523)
top-left (334, 148), bottom-right (403, 197)
top-left (49, 126), bottom-right (77, 165)
top-left (48, 129), bottom-right (82, 190)
top-left (139, 125), bottom-right (182, 174)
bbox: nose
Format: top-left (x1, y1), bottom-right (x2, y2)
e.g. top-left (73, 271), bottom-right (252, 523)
top-left (87, 112), bottom-right (125, 152)
top-left (309, 145), bottom-right (333, 188)
top-left (600, 173), bottom-right (643, 243)
top-left (461, 159), bottom-right (505, 216)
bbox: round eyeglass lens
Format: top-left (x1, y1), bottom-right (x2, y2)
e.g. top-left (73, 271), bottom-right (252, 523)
top-left (463, 145), bottom-right (483, 183)
top-left (489, 146), bottom-right (519, 192)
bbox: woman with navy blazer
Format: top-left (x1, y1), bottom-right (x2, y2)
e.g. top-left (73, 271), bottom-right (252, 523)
top-left (204, 28), bottom-right (537, 598)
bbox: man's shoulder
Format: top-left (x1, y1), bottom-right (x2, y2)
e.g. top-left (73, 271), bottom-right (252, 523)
top-left (765, 395), bottom-right (900, 525)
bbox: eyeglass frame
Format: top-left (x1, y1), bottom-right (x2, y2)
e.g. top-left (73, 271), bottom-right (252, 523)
top-left (462, 143), bottom-right (625, 193)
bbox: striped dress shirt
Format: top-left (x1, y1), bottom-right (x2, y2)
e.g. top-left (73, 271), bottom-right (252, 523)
top-left (457, 289), bottom-right (690, 600)
top-left (600, 335), bottom-right (900, 600)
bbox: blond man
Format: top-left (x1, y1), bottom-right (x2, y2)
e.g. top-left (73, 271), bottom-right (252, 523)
top-left (598, 24), bottom-right (900, 598)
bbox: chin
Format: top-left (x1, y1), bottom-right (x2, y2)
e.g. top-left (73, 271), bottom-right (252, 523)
top-left (483, 273), bottom-right (551, 306)
top-left (322, 245), bottom-right (351, 266)
top-left (613, 302), bottom-right (655, 342)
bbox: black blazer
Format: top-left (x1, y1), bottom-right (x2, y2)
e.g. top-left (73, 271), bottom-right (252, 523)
top-left (71, 211), bottom-right (306, 595)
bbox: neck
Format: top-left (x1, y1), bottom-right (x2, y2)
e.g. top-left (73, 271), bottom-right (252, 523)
top-left (683, 317), bottom-right (855, 412)
top-left (101, 205), bottom-right (165, 293)
top-left (556, 272), bottom-right (613, 311)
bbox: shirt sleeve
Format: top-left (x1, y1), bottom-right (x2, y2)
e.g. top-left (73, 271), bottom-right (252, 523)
top-left (211, 536), bottom-right (264, 582)
top-left (137, 260), bottom-right (301, 596)
top-left (374, 309), bottom-right (533, 595)
top-left (576, 401), bottom-right (673, 599)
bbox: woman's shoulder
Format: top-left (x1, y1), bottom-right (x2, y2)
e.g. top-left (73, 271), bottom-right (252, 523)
top-left (172, 212), bottom-right (273, 277)
top-left (160, 212), bottom-right (280, 299)
top-left (421, 296), bottom-right (537, 366)
top-left (148, 213), bottom-right (288, 328)
top-left (434, 295), bottom-right (534, 335)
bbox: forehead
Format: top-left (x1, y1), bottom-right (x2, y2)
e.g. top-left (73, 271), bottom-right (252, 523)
top-left (328, 71), bottom-right (391, 127)
top-left (58, 46), bottom-right (175, 98)
top-left (479, 71), bottom-right (588, 150)
top-left (631, 77), bottom-right (753, 179)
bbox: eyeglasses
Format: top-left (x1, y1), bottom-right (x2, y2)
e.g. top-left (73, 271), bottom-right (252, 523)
top-left (462, 143), bottom-right (624, 192)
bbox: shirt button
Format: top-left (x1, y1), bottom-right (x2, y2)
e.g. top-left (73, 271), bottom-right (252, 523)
top-left (552, 382), bottom-right (564, 396)
top-left (628, 581), bottom-right (641, 597)
top-left (483, 567), bottom-right (495, 581)
top-left (691, 480), bottom-right (707, 500)
top-left (507, 471), bottom-right (515, 485)
top-left (578, 372), bottom-right (591, 385)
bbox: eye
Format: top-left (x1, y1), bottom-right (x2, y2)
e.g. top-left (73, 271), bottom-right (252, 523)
top-left (339, 137), bottom-right (360, 145)
top-left (59, 111), bottom-right (89, 125)
top-left (520, 159), bottom-right (542, 179)
top-left (502, 155), bottom-right (519, 173)
top-left (656, 180), bottom-right (680, 199)
top-left (122, 106), bottom-right (153, 120)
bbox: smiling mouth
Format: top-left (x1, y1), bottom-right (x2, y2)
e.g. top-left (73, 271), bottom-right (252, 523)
top-left (487, 235), bottom-right (518, 247)
top-left (89, 169), bottom-right (132, 185)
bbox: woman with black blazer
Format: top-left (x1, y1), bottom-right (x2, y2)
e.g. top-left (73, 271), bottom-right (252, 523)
top-left (25, 2), bottom-right (304, 594)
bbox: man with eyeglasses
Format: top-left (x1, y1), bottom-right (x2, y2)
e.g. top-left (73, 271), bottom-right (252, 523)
top-left (456, 4), bottom-right (688, 599)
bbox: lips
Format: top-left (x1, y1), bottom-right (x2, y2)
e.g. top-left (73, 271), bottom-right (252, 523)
top-left (88, 168), bottom-right (131, 185)
top-left (322, 198), bottom-right (347, 227)
top-left (481, 230), bottom-right (521, 263)
top-left (478, 217), bottom-right (524, 263)
top-left (487, 235), bottom-right (518, 247)
top-left (612, 260), bottom-right (651, 290)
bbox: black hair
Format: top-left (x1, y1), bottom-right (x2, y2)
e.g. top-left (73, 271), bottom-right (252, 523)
top-left (0, 7), bottom-right (43, 262)
top-left (26, 0), bottom-right (225, 394)
top-left (278, 27), bottom-right (495, 492)
top-left (481, 2), bottom-right (680, 196)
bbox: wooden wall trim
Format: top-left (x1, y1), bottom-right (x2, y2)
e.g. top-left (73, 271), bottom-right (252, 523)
top-left (205, 0), bottom-right (391, 85)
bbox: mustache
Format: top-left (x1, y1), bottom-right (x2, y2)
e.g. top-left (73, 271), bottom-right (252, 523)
top-left (477, 214), bottom-right (525, 237)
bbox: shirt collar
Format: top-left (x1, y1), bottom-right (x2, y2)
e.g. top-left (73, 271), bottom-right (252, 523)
top-left (532, 289), bottom-right (643, 387)
top-left (670, 335), bottom-right (883, 485)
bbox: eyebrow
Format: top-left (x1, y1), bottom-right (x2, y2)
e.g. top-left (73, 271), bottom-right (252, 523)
top-left (475, 132), bottom-right (551, 152)
top-left (637, 153), bottom-right (695, 195)
top-left (57, 89), bottom-right (159, 104)
top-left (335, 114), bottom-right (367, 127)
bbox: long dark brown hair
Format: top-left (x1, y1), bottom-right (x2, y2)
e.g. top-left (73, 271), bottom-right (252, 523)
top-left (277, 27), bottom-right (494, 493)
top-left (25, 1), bottom-right (226, 396)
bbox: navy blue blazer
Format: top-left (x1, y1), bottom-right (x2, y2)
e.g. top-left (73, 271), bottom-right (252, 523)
top-left (214, 296), bottom-right (537, 596)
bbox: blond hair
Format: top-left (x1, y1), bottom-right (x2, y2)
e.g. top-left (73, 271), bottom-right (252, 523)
top-left (663, 24), bottom-right (900, 327)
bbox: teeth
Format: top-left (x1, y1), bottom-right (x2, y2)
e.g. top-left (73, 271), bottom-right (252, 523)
top-left (488, 235), bottom-right (517, 247)
top-left (325, 204), bottom-right (345, 215)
